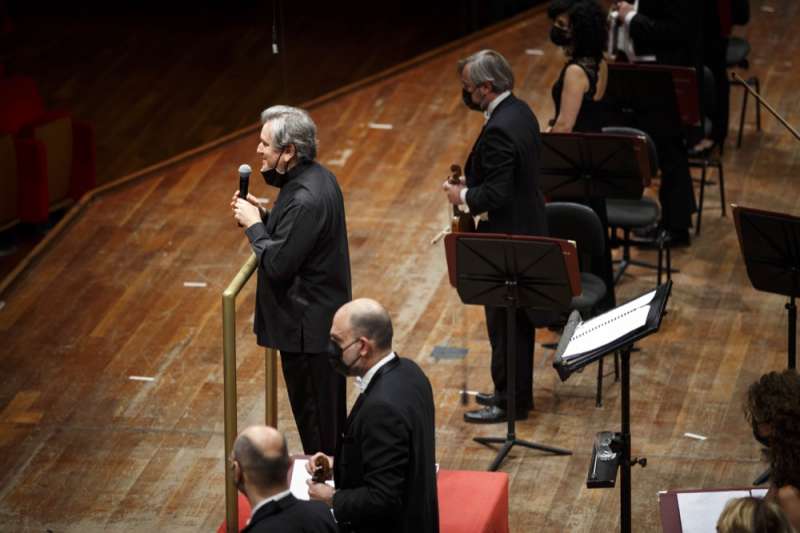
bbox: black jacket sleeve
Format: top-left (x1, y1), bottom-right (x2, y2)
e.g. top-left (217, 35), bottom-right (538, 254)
top-left (464, 128), bottom-right (516, 214)
top-left (332, 400), bottom-right (409, 526)
top-left (245, 194), bottom-right (320, 282)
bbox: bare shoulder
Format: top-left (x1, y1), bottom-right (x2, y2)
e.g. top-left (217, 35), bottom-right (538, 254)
top-left (563, 64), bottom-right (590, 92)
top-left (776, 484), bottom-right (800, 505)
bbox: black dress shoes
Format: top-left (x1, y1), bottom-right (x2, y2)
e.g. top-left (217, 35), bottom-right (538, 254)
top-left (463, 405), bottom-right (529, 424)
top-left (475, 391), bottom-right (501, 407)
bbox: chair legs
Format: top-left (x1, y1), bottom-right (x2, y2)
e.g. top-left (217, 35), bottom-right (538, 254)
top-left (696, 161), bottom-right (708, 236)
top-left (693, 154), bottom-right (725, 236)
top-left (718, 158), bottom-right (726, 217)
top-left (656, 228), bottom-right (671, 285)
top-left (613, 227), bottom-right (672, 286)
top-left (736, 75), bottom-right (762, 149)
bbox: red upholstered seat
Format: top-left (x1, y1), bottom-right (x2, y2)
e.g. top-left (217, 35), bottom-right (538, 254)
top-left (217, 469), bottom-right (510, 533)
top-left (0, 75), bottom-right (96, 225)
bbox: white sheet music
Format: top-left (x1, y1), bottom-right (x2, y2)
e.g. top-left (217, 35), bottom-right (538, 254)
top-left (562, 290), bottom-right (656, 359)
top-left (676, 489), bottom-right (766, 533)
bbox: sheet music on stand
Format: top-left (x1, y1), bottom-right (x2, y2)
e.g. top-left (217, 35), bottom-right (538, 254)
top-left (553, 282), bottom-right (671, 381)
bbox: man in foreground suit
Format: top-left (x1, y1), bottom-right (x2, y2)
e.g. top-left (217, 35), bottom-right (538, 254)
top-left (230, 425), bottom-right (337, 533)
top-left (232, 105), bottom-right (350, 456)
top-left (306, 298), bottom-right (439, 533)
top-left (442, 49), bottom-right (550, 424)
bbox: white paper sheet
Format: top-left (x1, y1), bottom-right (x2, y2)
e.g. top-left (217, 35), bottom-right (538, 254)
top-left (677, 490), bottom-right (750, 533)
top-left (290, 459), bottom-right (312, 500)
top-left (290, 459), bottom-right (335, 500)
top-left (563, 305), bottom-right (650, 358)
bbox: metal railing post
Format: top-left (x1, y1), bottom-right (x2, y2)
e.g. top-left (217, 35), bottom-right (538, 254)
top-left (264, 348), bottom-right (279, 427)
top-left (222, 254), bottom-right (258, 533)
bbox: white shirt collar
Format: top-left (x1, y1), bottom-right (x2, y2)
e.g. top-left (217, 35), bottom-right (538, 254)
top-left (355, 352), bottom-right (396, 393)
top-left (616, 1), bottom-right (656, 62)
top-left (248, 489), bottom-right (292, 523)
top-left (484, 90), bottom-right (511, 122)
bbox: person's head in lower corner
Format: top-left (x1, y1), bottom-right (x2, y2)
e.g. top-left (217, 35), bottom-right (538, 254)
top-left (745, 370), bottom-right (800, 489)
top-left (328, 298), bottom-right (393, 378)
top-left (716, 496), bottom-right (793, 533)
top-left (230, 425), bottom-right (291, 504)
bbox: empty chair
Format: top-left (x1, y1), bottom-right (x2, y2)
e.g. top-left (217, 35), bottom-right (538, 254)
top-left (546, 202), bottom-right (617, 406)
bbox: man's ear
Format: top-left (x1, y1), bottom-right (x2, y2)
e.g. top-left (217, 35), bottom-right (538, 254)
top-left (359, 337), bottom-right (373, 357)
top-left (284, 143), bottom-right (297, 162)
top-left (233, 460), bottom-right (243, 485)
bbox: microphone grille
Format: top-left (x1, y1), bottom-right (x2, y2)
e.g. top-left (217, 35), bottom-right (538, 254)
top-left (238, 164), bottom-right (252, 174)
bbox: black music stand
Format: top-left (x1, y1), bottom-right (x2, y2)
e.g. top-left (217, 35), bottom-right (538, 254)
top-left (604, 63), bottom-right (700, 136)
top-left (733, 205), bottom-right (800, 370)
top-left (444, 232), bottom-right (579, 471)
top-left (553, 281), bottom-right (672, 533)
top-left (539, 132), bottom-right (648, 203)
top-left (540, 131), bottom-right (653, 311)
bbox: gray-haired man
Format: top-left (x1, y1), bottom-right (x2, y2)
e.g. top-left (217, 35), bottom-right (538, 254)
top-left (232, 105), bottom-right (351, 455)
top-left (443, 50), bottom-right (549, 424)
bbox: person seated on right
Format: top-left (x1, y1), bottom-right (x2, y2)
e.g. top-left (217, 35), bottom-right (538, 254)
top-left (745, 370), bottom-right (800, 531)
top-left (716, 496), bottom-right (794, 533)
top-left (547, 0), bottom-right (609, 133)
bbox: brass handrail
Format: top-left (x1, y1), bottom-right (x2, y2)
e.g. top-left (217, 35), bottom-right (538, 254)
top-left (222, 253), bottom-right (279, 533)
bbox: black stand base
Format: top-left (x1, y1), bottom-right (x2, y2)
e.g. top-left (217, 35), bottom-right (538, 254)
top-left (474, 435), bottom-right (572, 472)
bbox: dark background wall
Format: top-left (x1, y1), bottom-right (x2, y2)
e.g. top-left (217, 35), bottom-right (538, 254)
top-left (1, 0), bottom-right (544, 183)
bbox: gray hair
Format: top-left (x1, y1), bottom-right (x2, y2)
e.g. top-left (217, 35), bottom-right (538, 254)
top-left (457, 49), bottom-right (514, 93)
top-left (260, 105), bottom-right (318, 162)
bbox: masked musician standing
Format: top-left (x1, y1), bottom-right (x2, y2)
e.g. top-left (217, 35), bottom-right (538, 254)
top-left (307, 298), bottom-right (438, 533)
top-left (442, 49), bottom-right (551, 424)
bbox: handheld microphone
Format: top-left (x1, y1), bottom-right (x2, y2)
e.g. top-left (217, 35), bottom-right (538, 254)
top-left (238, 164), bottom-right (252, 199)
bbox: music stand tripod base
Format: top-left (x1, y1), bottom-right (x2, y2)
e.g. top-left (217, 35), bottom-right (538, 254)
top-left (445, 234), bottom-right (579, 471)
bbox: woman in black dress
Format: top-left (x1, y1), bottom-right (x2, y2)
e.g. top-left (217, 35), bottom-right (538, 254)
top-left (547, 0), bottom-right (609, 133)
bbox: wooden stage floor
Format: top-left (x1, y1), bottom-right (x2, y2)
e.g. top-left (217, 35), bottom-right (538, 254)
top-left (2, 3), bottom-right (800, 531)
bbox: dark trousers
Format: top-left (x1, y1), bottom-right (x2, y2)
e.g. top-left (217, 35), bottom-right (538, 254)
top-left (706, 38), bottom-right (730, 145)
top-left (653, 134), bottom-right (696, 231)
top-left (485, 306), bottom-right (539, 410)
top-left (280, 351), bottom-right (346, 456)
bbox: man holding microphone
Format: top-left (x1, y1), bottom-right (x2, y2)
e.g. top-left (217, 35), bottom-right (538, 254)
top-left (231, 105), bottom-right (351, 457)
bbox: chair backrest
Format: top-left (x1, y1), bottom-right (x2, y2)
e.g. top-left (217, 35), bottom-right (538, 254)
top-left (545, 202), bottom-right (605, 270)
top-left (601, 126), bottom-right (658, 178)
top-left (0, 134), bottom-right (18, 228)
top-left (700, 65), bottom-right (716, 118)
top-left (0, 76), bottom-right (44, 134)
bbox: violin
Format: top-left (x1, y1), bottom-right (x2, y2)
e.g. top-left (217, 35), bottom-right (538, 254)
top-left (311, 454), bottom-right (332, 483)
top-left (447, 164), bottom-right (476, 233)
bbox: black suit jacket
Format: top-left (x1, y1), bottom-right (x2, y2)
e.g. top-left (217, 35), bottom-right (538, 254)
top-left (246, 160), bottom-right (352, 353)
top-left (464, 93), bottom-right (547, 236)
top-left (628, 0), bottom-right (700, 67)
top-left (242, 494), bottom-right (337, 533)
top-left (332, 356), bottom-right (438, 533)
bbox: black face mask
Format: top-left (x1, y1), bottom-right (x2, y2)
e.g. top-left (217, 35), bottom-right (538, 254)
top-left (550, 26), bottom-right (572, 47)
top-left (261, 148), bottom-right (287, 188)
top-left (327, 339), bottom-right (363, 377)
top-left (462, 88), bottom-right (483, 112)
